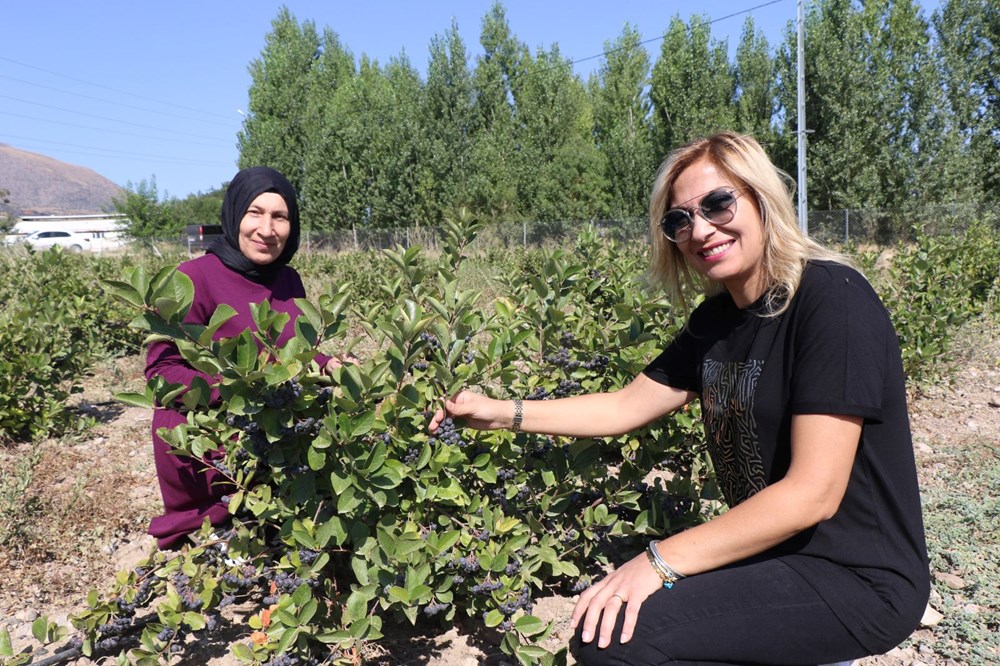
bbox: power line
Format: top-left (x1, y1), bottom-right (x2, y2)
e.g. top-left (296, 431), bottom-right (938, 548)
top-left (0, 110), bottom-right (235, 149)
top-left (0, 133), bottom-right (233, 166)
top-left (0, 94), bottom-right (233, 145)
top-left (0, 55), bottom-right (237, 123)
top-left (549, 0), bottom-right (786, 71)
top-left (0, 73), bottom-right (234, 129)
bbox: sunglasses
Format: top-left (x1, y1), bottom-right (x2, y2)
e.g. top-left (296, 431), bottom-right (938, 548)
top-left (660, 187), bottom-right (746, 243)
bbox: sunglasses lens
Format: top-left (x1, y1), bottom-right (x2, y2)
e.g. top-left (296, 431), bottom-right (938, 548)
top-left (661, 210), bottom-right (692, 241)
top-left (700, 190), bottom-right (737, 223)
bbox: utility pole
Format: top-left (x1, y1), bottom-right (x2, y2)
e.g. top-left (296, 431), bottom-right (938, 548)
top-left (797, 0), bottom-right (808, 234)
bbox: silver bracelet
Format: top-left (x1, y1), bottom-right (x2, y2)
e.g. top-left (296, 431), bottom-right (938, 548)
top-left (647, 540), bottom-right (686, 588)
top-left (511, 399), bottom-right (523, 433)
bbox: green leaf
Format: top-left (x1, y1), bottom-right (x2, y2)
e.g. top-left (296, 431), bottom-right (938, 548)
top-left (115, 391), bottom-right (153, 409)
top-left (514, 615), bottom-right (548, 636)
top-left (31, 617), bottom-right (47, 643)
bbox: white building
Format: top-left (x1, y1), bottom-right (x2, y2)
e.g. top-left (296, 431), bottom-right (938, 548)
top-left (8, 213), bottom-right (129, 252)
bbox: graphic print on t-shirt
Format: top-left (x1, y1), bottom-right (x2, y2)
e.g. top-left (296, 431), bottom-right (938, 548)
top-left (702, 359), bottom-right (767, 506)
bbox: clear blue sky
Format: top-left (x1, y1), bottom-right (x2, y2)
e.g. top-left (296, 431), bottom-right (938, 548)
top-left (1, 0), bottom-right (938, 200)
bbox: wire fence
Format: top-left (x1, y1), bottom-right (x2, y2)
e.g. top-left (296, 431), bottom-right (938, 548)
top-left (12, 203), bottom-right (993, 257)
top-left (285, 203), bottom-right (999, 254)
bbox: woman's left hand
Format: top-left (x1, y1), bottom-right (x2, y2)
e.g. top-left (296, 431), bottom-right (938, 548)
top-left (323, 354), bottom-right (358, 374)
top-left (569, 551), bottom-right (664, 649)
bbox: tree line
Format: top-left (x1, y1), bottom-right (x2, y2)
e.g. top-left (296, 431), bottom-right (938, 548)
top-left (119, 0), bottom-right (997, 237)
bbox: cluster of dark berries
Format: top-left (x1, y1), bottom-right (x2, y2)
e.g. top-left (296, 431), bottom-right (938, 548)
top-left (298, 549), bottom-right (320, 565)
top-left (292, 417), bottom-right (319, 436)
top-left (315, 386), bottom-right (334, 407)
top-left (504, 559), bottom-right (522, 576)
top-left (498, 587), bottom-right (533, 617)
top-left (265, 655), bottom-right (300, 666)
top-left (588, 269), bottom-right (604, 280)
top-left (561, 528), bottom-right (580, 543)
top-left (525, 386), bottom-right (550, 400)
top-left (263, 379), bottom-right (303, 409)
top-left (430, 417), bottom-right (466, 448)
top-left (412, 360), bottom-right (430, 371)
top-left (544, 346), bottom-right (579, 370)
top-left (570, 576), bottom-right (593, 593)
top-left (404, 447), bottom-right (421, 465)
top-left (456, 554), bottom-right (479, 573)
top-left (423, 600), bottom-right (450, 616)
top-left (221, 570), bottom-right (255, 588)
top-left (211, 459), bottom-right (231, 476)
top-left (272, 571), bottom-right (313, 594)
top-left (235, 420), bottom-right (270, 457)
top-left (96, 616), bottom-right (134, 647)
top-left (582, 354), bottom-right (610, 371)
top-left (470, 579), bottom-right (503, 595)
top-left (156, 627), bottom-right (182, 643)
top-left (496, 467), bottom-right (516, 482)
top-left (171, 574), bottom-right (203, 610)
top-left (419, 331), bottom-right (442, 352)
top-left (553, 379), bottom-right (582, 397)
top-left (204, 613), bottom-right (221, 633)
top-left (115, 572), bottom-right (154, 615)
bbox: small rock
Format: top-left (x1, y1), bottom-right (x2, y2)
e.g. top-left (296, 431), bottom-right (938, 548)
top-left (919, 604), bottom-right (944, 627)
top-left (960, 603), bottom-right (981, 615)
top-left (966, 419), bottom-right (978, 432)
top-left (14, 609), bottom-right (39, 623)
top-left (934, 572), bottom-right (966, 590)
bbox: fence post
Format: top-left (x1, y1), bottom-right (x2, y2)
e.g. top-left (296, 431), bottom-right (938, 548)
top-left (523, 222), bottom-right (527, 247)
top-left (844, 209), bottom-right (849, 244)
top-left (353, 224), bottom-right (358, 252)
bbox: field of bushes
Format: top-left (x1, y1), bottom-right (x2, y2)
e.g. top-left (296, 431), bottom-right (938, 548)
top-left (0, 218), bottom-right (998, 665)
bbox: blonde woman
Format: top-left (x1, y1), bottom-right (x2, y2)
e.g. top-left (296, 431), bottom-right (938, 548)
top-left (431, 132), bottom-right (929, 665)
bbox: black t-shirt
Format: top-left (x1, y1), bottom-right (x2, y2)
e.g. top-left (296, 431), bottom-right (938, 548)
top-left (643, 260), bottom-right (929, 652)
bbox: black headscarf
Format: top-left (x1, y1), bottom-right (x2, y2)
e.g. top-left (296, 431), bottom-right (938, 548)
top-left (207, 166), bottom-right (301, 284)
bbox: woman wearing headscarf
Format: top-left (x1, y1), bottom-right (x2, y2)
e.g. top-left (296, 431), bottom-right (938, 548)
top-left (145, 166), bottom-right (343, 549)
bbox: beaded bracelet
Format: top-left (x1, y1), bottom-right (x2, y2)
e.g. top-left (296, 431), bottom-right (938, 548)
top-left (511, 399), bottom-right (523, 433)
top-left (646, 540), bottom-right (686, 589)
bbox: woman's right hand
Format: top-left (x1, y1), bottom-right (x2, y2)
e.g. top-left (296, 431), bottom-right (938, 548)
top-left (429, 391), bottom-right (511, 433)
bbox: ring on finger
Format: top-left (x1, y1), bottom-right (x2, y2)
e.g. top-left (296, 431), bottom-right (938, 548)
top-left (611, 593), bottom-right (626, 603)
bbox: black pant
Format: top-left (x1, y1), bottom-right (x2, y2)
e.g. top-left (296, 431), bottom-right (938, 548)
top-left (572, 557), bottom-right (869, 666)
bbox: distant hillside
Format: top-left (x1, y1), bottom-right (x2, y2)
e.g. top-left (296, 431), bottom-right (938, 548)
top-left (0, 144), bottom-right (124, 216)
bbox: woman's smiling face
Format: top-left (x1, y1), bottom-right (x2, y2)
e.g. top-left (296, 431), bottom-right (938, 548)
top-left (238, 192), bottom-right (291, 265)
top-left (670, 158), bottom-right (767, 308)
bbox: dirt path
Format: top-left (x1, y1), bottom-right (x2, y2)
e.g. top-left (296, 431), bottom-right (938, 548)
top-left (2, 318), bottom-right (998, 665)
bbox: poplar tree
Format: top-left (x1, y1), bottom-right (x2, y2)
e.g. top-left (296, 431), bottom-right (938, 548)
top-left (933, 0), bottom-right (1000, 201)
top-left (590, 24), bottom-right (655, 220)
top-left (468, 2), bottom-right (528, 220)
top-left (238, 8), bottom-right (322, 194)
top-left (421, 21), bottom-right (476, 223)
top-left (650, 15), bottom-right (736, 157)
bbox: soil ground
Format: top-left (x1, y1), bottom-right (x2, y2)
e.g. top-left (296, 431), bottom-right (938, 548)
top-left (2, 316), bottom-right (998, 665)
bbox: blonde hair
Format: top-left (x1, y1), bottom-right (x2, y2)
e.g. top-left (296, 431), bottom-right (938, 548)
top-left (648, 131), bottom-right (851, 316)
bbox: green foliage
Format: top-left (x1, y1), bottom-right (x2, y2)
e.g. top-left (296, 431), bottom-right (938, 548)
top-left (46, 214), bottom-right (708, 665)
top-left (870, 221), bottom-right (1000, 381)
top-left (0, 249), bottom-right (146, 443)
top-left (589, 24), bottom-right (654, 220)
top-left (650, 15), bottom-right (736, 157)
top-left (113, 177), bottom-right (180, 241)
top-left (232, 1), bottom-right (995, 227)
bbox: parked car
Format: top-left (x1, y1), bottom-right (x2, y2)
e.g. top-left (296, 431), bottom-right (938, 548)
top-left (13, 230), bottom-right (92, 252)
top-left (183, 224), bottom-right (223, 251)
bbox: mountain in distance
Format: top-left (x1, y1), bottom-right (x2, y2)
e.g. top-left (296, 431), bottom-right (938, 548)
top-left (0, 144), bottom-right (124, 216)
